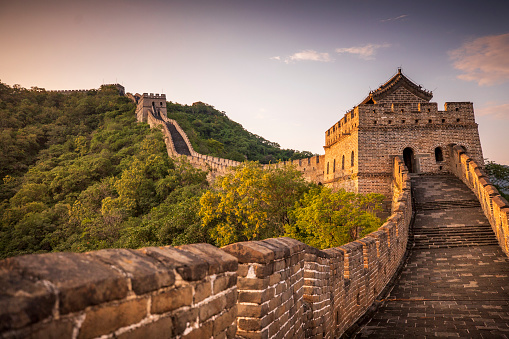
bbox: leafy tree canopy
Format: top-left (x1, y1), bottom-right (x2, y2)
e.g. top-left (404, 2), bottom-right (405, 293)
top-left (284, 187), bottom-right (385, 249)
top-left (485, 161), bottom-right (509, 201)
top-left (199, 162), bottom-right (385, 248)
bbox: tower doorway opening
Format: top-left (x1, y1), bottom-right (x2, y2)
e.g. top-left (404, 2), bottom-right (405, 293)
top-left (403, 147), bottom-right (416, 173)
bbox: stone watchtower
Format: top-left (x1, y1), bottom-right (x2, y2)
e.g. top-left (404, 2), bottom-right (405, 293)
top-left (323, 68), bottom-right (484, 196)
top-left (135, 93), bottom-right (167, 123)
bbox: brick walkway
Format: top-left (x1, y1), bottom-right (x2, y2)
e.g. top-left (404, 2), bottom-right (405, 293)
top-left (355, 175), bottom-right (509, 338)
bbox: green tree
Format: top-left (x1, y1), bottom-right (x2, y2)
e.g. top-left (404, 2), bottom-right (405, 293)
top-left (200, 162), bottom-right (314, 246)
top-left (284, 187), bottom-right (385, 249)
top-left (485, 161), bottom-right (509, 200)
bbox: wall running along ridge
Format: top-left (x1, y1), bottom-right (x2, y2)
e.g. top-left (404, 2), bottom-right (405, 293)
top-left (135, 94), bottom-right (324, 183)
top-left (0, 157), bottom-right (412, 338)
top-left (449, 145), bottom-right (509, 256)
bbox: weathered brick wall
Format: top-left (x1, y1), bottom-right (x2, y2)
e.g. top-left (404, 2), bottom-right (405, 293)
top-left (0, 244), bottom-right (238, 339)
top-left (1, 158), bottom-right (412, 339)
top-left (375, 86), bottom-right (428, 111)
top-left (221, 238), bottom-right (306, 339)
top-left (263, 156), bottom-right (324, 184)
top-left (357, 102), bottom-right (483, 177)
top-left (323, 129), bottom-right (359, 192)
top-left (297, 156), bottom-right (411, 338)
top-left (449, 145), bottom-right (509, 257)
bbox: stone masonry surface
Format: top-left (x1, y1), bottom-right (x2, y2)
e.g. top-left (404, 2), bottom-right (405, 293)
top-left (0, 157), bottom-right (412, 338)
top-left (354, 174), bottom-right (509, 338)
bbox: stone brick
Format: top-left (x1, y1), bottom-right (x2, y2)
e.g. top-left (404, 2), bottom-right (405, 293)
top-left (226, 323), bottom-right (237, 338)
top-left (89, 248), bottom-right (175, 295)
top-left (0, 270), bottom-right (55, 332)
top-left (237, 277), bottom-right (269, 290)
top-left (236, 329), bottom-right (269, 339)
top-left (78, 297), bottom-right (147, 339)
top-left (238, 263), bottom-right (274, 278)
top-left (221, 241), bottom-right (275, 264)
top-left (172, 308), bottom-right (198, 336)
top-left (213, 274), bottom-right (237, 294)
top-left (238, 303), bottom-right (268, 318)
top-left (256, 240), bottom-right (289, 260)
top-left (225, 288), bottom-right (237, 308)
top-left (199, 294), bottom-right (225, 322)
top-left (140, 246), bottom-right (208, 281)
top-left (213, 305), bottom-right (237, 335)
top-left (25, 318), bottom-right (74, 339)
top-left (116, 316), bottom-right (172, 339)
top-left (181, 320), bottom-right (212, 339)
top-left (0, 252), bottom-right (128, 315)
top-left (151, 286), bottom-right (192, 314)
top-left (193, 280), bottom-right (211, 303)
top-left (178, 243), bottom-right (238, 275)
top-left (238, 317), bottom-right (263, 332)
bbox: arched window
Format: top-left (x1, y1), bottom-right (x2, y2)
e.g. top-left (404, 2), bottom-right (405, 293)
top-left (327, 162), bottom-right (329, 174)
top-left (435, 147), bottom-right (444, 162)
top-left (342, 155), bottom-right (345, 170)
top-left (351, 151), bottom-right (355, 167)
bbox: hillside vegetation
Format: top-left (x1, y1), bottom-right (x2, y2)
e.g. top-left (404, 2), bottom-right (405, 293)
top-left (0, 82), bottom-right (384, 258)
top-left (167, 101), bottom-right (314, 163)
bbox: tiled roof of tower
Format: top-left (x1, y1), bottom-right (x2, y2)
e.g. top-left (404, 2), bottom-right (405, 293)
top-left (361, 68), bottom-right (433, 104)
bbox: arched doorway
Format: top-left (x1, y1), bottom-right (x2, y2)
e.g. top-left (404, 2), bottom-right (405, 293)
top-left (403, 147), bottom-right (415, 173)
top-left (435, 147), bottom-right (444, 162)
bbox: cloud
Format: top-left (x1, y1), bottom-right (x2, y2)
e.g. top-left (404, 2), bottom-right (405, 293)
top-left (335, 43), bottom-right (390, 60)
top-left (477, 102), bottom-right (509, 120)
top-left (271, 50), bottom-right (332, 64)
top-left (380, 14), bottom-right (408, 23)
top-left (449, 33), bottom-right (509, 86)
top-left (285, 50), bottom-right (333, 63)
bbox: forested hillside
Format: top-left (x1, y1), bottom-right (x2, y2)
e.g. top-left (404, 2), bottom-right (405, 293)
top-left (0, 82), bottom-right (384, 259)
top-left (167, 101), bottom-right (314, 163)
top-left (0, 84), bottom-right (212, 258)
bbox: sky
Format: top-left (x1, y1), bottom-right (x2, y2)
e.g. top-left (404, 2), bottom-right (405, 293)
top-left (1, 0), bottom-right (509, 165)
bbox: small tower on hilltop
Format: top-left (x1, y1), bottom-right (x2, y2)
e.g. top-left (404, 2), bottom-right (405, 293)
top-left (323, 68), bottom-right (484, 196)
top-left (135, 93), bottom-right (167, 122)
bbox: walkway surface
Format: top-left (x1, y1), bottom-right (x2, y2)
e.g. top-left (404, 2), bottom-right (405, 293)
top-left (355, 174), bottom-right (509, 338)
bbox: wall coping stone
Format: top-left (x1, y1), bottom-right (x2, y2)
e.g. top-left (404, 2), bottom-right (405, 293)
top-left (88, 248), bottom-right (175, 295)
top-left (0, 252), bottom-right (128, 315)
top-left (222, 241), bottom-right (276, 264)
top-left (139, 246), bottom-right (209, 281)
top-left (176, 243), bottom-right (238, 275)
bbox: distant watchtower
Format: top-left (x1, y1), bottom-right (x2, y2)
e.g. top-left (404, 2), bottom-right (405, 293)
top-left (323, 69), bottom-right (484, 195)
top-left (135, 93), bottom-right (167, 122)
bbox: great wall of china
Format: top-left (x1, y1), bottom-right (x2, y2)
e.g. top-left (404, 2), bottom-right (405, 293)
top-left (1, 72), bottom-right (508, 338)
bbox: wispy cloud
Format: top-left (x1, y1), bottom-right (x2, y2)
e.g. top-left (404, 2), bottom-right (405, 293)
top-left (477, 102), bottom-right (509, 120)
top-left (271, 50), bottom-right (333, 64)
top-left (335, 43), bottom-right (390, 60)
top-left (449, 33), bottom-right (509, 86)
top-left (380, 14), bottom-right (408, 23)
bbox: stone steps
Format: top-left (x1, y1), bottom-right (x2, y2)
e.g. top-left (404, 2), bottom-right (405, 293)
top-left (408, 175), bottom-right (499, 249)
top-left (166, 122), bottom-right (191, 156)
top-left (415, 200), bottom-right (480, 210)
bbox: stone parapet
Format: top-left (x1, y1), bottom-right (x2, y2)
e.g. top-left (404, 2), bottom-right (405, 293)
top-left (0, 158), bottom-right (412, 338)
top-left (0, 244), bottom-right (238, 339)
top-left (449, 145), bottom-right (509, 256)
